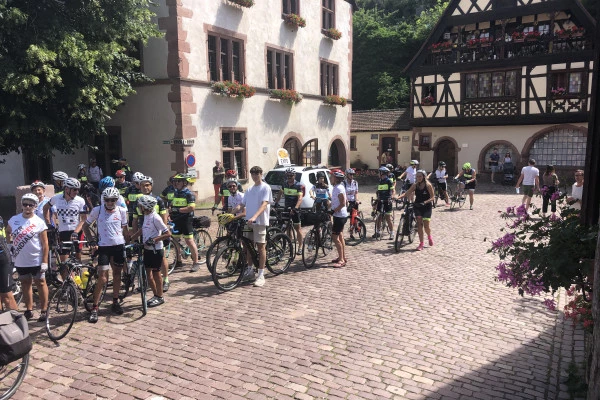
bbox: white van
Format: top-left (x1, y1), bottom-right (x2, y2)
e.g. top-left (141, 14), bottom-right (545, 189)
top-left (264, 166), bottom-right (333, 209)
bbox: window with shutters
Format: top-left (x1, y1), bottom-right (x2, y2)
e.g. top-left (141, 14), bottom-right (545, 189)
top-left (207, 33), bottom-right (244, 82)
top-left (320, 61), bottom-right (338, 96)
top-left (322, 0), bottom-right (335, 30)
top-left (266, 48), bottom-right (294, 89)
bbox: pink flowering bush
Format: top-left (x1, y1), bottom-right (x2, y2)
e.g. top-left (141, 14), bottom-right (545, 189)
top-left (489, 194), bottom-right (596, 317)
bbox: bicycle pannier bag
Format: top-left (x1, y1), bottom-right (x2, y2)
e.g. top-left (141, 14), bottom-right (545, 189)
top-left (0, 310), bottom-right (32, 365)
top-left (193, 216), bottom-right (211, 229)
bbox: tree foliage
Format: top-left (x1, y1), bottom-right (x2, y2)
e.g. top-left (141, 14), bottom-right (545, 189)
top-left (0, 0), bottom-right (161, 156)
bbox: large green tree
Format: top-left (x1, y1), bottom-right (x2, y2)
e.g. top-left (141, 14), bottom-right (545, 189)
top-left (0, 0), bottom-right (160, 156)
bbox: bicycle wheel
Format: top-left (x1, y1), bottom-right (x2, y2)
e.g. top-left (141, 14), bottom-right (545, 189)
top-left (46, 282), bottom-right (78, 342)
top-left (266, 227), bottom-right (282, 242)
top-left (320, 223), bottom-right (333, 256)
top-left (346, 218), bottom-right (366, 246)
top-left (433, 188), bottom-right (439, 208)
top-left (212, 246), bottom-right (244, 291)
top-left (458, 193), bottom-right (466, 208)
top-left (119, 263), bottom-right (137, 301)
top-left (265, 233), bottom-right (293, 275)
top-left (408, 214), bottom-right (417, 243)
top-left (10, 273), bottom-right (22, 308)
top-left (0, 352), bottom-right (29, 400)
top-left (165, 240), bottom-right (181, 275)
top-left (205, 236), bottom-right (232, 274)
top-left (302, 230), bottom-right (319, 269)
top-left (374, 214), bottom-right (383, 241)
top-left (194, 229), bottom-right (212, 263)
top-left (394, 215), bottom-right (407, 252)
top-left (285, 224), bottom-right (298, 255)
top-left (83, 272), bottom-right (106, 313)
top-left (138, 264), bottom-right (148, 316)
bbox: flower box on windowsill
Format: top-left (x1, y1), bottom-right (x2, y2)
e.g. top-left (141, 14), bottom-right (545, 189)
top-left (421, 96), bottom-right (435, 106)
top-left (283, 13), bottom-right (306, 29)
top-left (323, 28), bottom-right (342, 40)
top-left (227, 0), bottom-right (254, 7)
top-left (212, 80), bottom-right (256, 100)
top-left (269, 89), bottom-right (303, 105)
top-left (323, 95), bottom-right (347, 107)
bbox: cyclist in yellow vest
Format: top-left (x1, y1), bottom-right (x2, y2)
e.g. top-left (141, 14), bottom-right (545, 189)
top-left (455, 162), bottom-right (477, 210)
top-left (274, 168), bottom-right (305, 255)
top-left (170, 173), bottom-right (202, 273)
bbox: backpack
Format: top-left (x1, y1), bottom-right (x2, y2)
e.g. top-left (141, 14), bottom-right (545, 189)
top-left (0, 310), bottom-right (32, 365)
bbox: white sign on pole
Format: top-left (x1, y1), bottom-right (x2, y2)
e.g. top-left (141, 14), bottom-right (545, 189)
top-left (277, 148), bottom-right (291, 166)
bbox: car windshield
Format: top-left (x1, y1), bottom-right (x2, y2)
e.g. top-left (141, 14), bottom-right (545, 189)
top-left (265, 171), bottom-right (301, 186)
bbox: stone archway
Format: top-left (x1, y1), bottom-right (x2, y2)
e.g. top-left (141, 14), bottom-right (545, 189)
top-left (328, 138), bottom-right (347, 168)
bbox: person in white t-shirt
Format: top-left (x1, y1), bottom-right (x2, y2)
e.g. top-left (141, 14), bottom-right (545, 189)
top-left (233, 166), bottom-right (272, 287)
top-left (7, 194), bottom-right (49, 321)
top-left (515, 158), bottom-right (540, 211)
top-left (83, 187), bottom-right (129, 323)
top-left (428, 161), bottom-right (450, 206)
top-left (227, 181), bottom-right (245, 218)
top-left (399, 160), bottom-right (419, 201)
top-left (87, 158), bottom-right (104, 188)
top-left (131, 195), bottom-right (171, 308)
top-left (330, 170), bottom-right (348, 268)
top-left (567, 169), bottom-right (584, 210)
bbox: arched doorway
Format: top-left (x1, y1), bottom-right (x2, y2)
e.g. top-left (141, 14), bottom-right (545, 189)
top-left (283, 137), bottom-right (302, 165)
top-left (301, 139), bottom-right (319, 166)
top-left (435, 139), bottom-right (457, 175)
top-left (328, 139), bottom-right (347, 168)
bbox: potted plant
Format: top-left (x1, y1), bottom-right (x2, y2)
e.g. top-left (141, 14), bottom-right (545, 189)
top-left (571, 26), bottom-right (585, 37)
top-left (525, 31), bottom-right (541, 41)
top-left (511, 31), bottom-right (525, 42)
top-left (323, 28), bottom-right (342, 40)
top-left (550, 87), bottom-right (567, 96)
top-left (212, 80), bottom-right (256, 99)
top-left (467, 38), bottom-right (479, 47)
top-left (479, 37), bottom-right (492, 47)
top-left (227, 0), bottom-right (254, 7)
top-left (323, 95), bottom-right (347, 107)
top-left (283, 13), bottom-right (306, 28)
top-left (421, 95), bottom-right (435, 106)
top-left (269, 89), bottom-right (303, 105)
top-left (555, 29), bottom-right (569, 39)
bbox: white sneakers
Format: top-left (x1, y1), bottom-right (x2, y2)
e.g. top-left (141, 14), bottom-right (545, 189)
top-left (254, 275), bottom-right (265, 287)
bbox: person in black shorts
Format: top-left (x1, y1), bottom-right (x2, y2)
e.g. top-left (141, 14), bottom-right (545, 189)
top-left (397, 170), bottom-right (435, 251)
top-left (0, 218), bottom-right (17, 311)
top-left (273, 168), bottom-right (305, 255)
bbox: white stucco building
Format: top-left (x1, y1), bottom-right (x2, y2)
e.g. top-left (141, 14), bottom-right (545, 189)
top-left (2, 0), bottom-right (356, 204)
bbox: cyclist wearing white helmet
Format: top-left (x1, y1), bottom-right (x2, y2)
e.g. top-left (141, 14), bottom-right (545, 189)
top-left (30, 181), bottom-right (50, 221)
top-left (130, 195), bottom-right (171, 308)
top-left (330, 170), bottom-right (348, 268)
top-left (83, 187), bottom-right (129, 323)
top-left (428, 161), bottom-right (450, 206)
top-left (7, 193), bottom-right (49, 321)
top-left (454, 162), bottom-right (477, 210)
top-left (133, 176), bottom-right (170, 292)
top-left (399, 160), bottom-right (419, 202)
top-left (273, 167), bottom-right (305, 255)
top-left (344, 168), bottom-right (359, 212)
top-left (372, 167), bottom-right (395, 239)
top-left (43, 177), bottom-right (86, 262)
top-left (124, 172), bottom-right (145, 228)
top-left (52, 171), bottom-right (68, 194)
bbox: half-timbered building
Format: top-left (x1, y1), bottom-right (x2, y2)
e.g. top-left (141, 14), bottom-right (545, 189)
top-left (404, 0), bottom-right (595, 177)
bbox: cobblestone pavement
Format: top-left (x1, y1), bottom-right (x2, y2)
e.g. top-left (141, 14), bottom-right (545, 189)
top-left (14, 183), bottom-right (585, 400)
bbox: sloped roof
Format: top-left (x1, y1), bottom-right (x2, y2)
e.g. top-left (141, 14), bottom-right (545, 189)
top-left (351, 109), bottom-right (411, 132)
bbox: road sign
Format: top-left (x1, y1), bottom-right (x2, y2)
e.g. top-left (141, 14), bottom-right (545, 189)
top-left (277, 148), bottom-right (291, 166)
top-left (162, 139), bottom-right (195, 146)
top-left (186, 154), bottom-right (196, 167)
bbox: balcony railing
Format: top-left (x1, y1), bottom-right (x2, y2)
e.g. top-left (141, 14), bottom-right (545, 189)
top-left (426, 35), bottom-right (590, 66)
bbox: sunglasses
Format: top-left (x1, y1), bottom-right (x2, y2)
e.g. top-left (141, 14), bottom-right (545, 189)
top-left (22, 203), bottom-right (36, 208)
top-left (105, 199), bottom-right (117, 203)
top-left (70, 188), bottom-right (80, 192)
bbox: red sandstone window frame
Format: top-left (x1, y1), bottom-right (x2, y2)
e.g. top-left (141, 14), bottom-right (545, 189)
top-left (207, 32), bottom-right (245, 83)
top-left (322, 0), bottom-right (336, 30)
top-left (266, 47), bottom-right (294, 90)
top-left (320, 60), bottom-right (339, 96)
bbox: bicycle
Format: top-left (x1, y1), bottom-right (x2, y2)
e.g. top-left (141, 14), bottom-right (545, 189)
top-left (345, 202), bottom-right (366, 247)
top-left (433, 181), bottom-right (452, 207)
top-left (449, 179), bottom-right (467, 209)
top-left (45, 242), bottom-right (105, 341)
top-left (165, 218), bottom-right (212, 274)
top-left (394, 201), bottom-right (417, 252)
top-left (301, 211), bottom-right (333, 268)
top-left (0, 315), bottom-right (29, 400)
top-left (394, 179), bottom-right (407, 210)
top-left (267, 207), bottom-right (298, 253)
top-left (211, 220), bottom-right (293, 291)
top-left (119, 242), bottom-right (148, 317)
top-left (371, 197), bottom-right (395, 240)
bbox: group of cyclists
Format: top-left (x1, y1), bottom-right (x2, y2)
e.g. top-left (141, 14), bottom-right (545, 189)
top-left (0, 168), bottom-right (203, 324)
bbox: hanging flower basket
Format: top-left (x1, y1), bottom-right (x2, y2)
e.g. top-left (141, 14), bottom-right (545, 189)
top-left (525, 31), bottom-right (541, 41)
top-left (323, 28), bottom-right (342, 40)
top-left (227, 0), bottom-right (254, 7)
top-left (421, 95), bottom-right (435, 106)
top-left (511, 31), bottom-right (525, 42)
top-left (283, 13), bottom-right (306, 28)
top-left (550, 87), bottom-right (567, 97)
top-left (323, 95), bottom-right (347, 107)
top-left (269, 89), bottom-right (303, 105)
top-left (212, 80), bottom-right (256, 99)
top-left (429, 42), bottom-right (452, 52)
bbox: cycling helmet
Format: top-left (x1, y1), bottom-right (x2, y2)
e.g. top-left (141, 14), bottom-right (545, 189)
top-left (218, 213), bottom-right (235, 226)
top-left (63, 177), bottom-right (81, 189)
top-left (378, 166), bottom-right (390, 173)
top-left (30, 181), bottom-right (45, 190)
top-left (52, 171), bottom-right (68, 181)
top-left (345, 168), bottom-right (355, 175)
top-left (410, 160), bottom-right (419, 165)
top-left (438, 161), bottom-right (446, 167)
top-left (77, 164), bottom-right (86, 171)
top-left (115, 170), bottom-right (126, 178)
top-left (138, 195), bottom-right (158, 210)
top-left (226, 170), bottom-right (237, 177)
top-left (132, 172), bottom-right (145, 183)
top-left (173, 173), bottom-right (195, 183)
top-left (102, 187), bottom-right (120, 200)
top-left (333, 170), bottom-right (345, 178)
top-left (386, 164), bottom-right (394, 170)
top-left (416, 169), bottom-right (427, 177)
top-left (140, 176), bottom-right (153, 185)
top-left (285, 167), bottom-right (296, 176)
top-left (463, 162), bottom-right (471, 170)
top-left (99, 176), bottom-right (115, 191)
top-left (21, 193), bottom-right (40, 206)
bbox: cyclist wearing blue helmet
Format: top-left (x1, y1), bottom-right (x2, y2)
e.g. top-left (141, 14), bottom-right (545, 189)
top-left (98, 177), bottom-right (127, 208)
